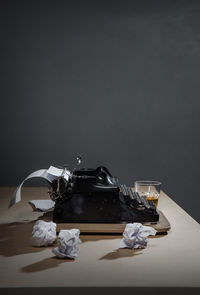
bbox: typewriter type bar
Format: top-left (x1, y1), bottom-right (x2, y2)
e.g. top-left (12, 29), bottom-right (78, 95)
top-left (121, 184), bottom-right (143, 205)
top-left (127, 187), bottom-right (141, 204)
top-left (120, 184), bottom-right (129, 196)
top-left (120, 184), bottom-right (153, 209)
top-left (140, 196), bottom-right (151, 209)
top-left (133, 192), bottom-right (142, 205)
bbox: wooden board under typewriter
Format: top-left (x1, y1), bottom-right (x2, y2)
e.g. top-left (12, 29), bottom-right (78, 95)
top-left (55, 210), bottom-right (170, 234)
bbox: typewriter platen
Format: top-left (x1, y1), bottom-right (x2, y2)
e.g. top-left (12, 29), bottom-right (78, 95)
top-left (50, 166), bottom-right (159, 224)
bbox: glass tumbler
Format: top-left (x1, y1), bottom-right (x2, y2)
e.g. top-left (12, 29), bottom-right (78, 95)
top-left (134, 180), bottom-right (162, 207)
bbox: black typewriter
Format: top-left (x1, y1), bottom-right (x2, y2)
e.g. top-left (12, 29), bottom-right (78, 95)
top-left (50, 165), bottom-right (159, 224)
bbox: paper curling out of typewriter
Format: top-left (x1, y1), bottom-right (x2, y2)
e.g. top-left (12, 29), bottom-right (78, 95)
top-left (50, 165), bottom-right (159, 224)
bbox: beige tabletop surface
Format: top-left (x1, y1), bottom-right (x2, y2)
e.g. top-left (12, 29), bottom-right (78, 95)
top-left (0, 187), bottom-right (200, 288)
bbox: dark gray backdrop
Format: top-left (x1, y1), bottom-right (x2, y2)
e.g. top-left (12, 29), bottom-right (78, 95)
top-left (1, 0), bottom-right (200, 222)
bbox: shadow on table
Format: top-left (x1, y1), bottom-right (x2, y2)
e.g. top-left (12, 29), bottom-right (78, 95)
top-left (0, 222), bottom-right (52, 257)
top-left (21, 256), bottom-right (74, 273)
top-left (21, 248), bottom-right (143, 272)
top-left (97, 233), bottom-right (168, 260)
top-left (0, 221), bottom-right (121, 258)
top-left (99, 248), bottom-right (143, 260)
top-left (0, 208), bottom-right (168, 259)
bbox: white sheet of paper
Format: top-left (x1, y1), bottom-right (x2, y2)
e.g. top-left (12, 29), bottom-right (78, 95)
top-left (46, 166), bottom-right (64, 177)
top-left (29, 200), bottom-right (55, 212)
top-left (9, 166), bottom-right (71, 208)
top-left (46, 166), bottom-right (70, 181)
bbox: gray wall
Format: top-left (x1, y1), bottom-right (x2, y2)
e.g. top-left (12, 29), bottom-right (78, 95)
top-left (1, 0), bottom-right (200, 222)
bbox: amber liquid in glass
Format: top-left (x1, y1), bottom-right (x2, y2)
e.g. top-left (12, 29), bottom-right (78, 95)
top-left (146, 195), bottom-right (158, 207)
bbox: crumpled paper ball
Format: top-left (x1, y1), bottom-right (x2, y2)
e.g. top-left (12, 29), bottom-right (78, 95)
top-left (52, 229), bottom-right (81, 259)
top-left (120, 223), bottom-right (157, 249)
top-left (31, 220), bottom-right (57, 247)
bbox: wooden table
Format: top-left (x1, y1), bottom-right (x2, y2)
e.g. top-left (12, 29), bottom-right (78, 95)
top-left (0, 187), bottom-right (200, 294)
